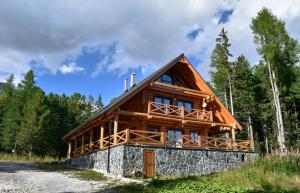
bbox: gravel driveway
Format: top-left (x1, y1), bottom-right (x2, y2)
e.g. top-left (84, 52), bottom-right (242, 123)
top-left (0, 161), bottom-right (133, 193)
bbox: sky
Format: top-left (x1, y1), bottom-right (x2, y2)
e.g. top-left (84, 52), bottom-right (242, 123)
top-left (1, 0), bottom-right (300, 105)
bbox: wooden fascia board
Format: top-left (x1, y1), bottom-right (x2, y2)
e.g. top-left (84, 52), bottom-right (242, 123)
top-left (149, 82), bottom-right (211, 98)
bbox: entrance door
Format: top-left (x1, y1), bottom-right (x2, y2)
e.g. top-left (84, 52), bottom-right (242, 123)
top-left (144, 150), bottom-right (155, 177)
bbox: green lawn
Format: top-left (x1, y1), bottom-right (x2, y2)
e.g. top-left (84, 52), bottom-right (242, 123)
top-left (118, 155), bottom-right (300, 193)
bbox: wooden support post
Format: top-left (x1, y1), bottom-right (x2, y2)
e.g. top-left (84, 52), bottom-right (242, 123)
top-left (81, 133), bottom-right (85, 154)
top-left (198, 134), bottom-right (202, 147)
top-left (160, 127), bottom-right (166, 145)
top-left (180, 106), bottom-right (185, 118)
top-left (231, 127), bottom-right (236, 150)
top-left (147, 101), bottom-right (151, 114)
top-left (250, 138), bottom-right (255, 151)
top-left (100, 124), bottom-right (104, 149)
top-left (74, 138), bottom-right (77, 155)
top-left (67, 141), bottom-right (71, 159)
top-left (90, 128), bottom-right (94, 149)
top-left (113, 115), bottom-right (119, 145)
top-left (201, 128), bottom-right (208, 148)
top-left (126, 128), bottom-right (130, 143)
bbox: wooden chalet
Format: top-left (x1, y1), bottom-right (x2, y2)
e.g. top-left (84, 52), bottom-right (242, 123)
top-left (63, 54), bottom-right (254, 177)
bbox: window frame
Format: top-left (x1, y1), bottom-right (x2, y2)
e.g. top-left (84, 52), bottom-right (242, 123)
top-left (156, 73), bottom-right (173, 85)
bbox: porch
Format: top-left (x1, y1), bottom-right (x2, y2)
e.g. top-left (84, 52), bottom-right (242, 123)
top-left (69, 128), bottom-right (254, 158)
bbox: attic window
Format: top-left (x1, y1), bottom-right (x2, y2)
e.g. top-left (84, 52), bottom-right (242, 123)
top-left (156, 74), bottom-right (172, 85)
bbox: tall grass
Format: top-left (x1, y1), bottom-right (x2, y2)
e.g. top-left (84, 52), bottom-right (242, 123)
top-left (215, 155), bottom-right (300, 192)
top-left (119, 155), bottom-right (300, 193)
top-left (0, 152), bottom-right (62, 162)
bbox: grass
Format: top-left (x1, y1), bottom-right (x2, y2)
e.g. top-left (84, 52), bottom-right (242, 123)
top-left (117, 155), bottom-right (300, 193)
top-left (0, 152), bottom-right (61, 162)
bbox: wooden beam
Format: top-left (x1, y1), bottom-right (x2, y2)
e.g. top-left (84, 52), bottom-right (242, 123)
top-left (113, 115), bottom-right (119, 145)
top-left (149, 82), bottom-right (211, 98)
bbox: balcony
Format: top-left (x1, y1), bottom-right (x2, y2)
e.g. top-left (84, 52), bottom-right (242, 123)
top-left (148, 101), bottom-right (213, 122)
top-left (71, 129), bottom-right (253, 157)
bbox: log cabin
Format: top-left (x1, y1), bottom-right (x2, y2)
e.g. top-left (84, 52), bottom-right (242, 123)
top-left (63, 54), bottom-right (256, 177)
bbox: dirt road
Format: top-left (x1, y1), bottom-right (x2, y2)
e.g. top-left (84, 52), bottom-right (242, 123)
top-left (0, 161), bottom-right (128, 193)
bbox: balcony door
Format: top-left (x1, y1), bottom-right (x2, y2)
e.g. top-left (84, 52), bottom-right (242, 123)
top-left (154, 97), bottom-right (171, 113)
top-left (178, 100), bottom-right (193, 112)
top-left (167, 129), bottom-right (182, 146)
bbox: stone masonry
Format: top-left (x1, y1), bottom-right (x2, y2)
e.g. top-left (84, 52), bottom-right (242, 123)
top-left (69, 144), bottom-right (257, 177)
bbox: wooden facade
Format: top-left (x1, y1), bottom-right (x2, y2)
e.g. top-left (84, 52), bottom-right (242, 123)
top-left (63, 54), bottom-right (254, 159)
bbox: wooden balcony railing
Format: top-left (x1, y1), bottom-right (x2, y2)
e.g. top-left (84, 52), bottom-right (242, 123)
top-left (148, 101), bottom-right (213, 122)
top-left (71, 129), bottom-right (253, 157)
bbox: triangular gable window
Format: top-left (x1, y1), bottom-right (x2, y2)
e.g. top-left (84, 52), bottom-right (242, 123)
top-left (156, 74), bottom-right (172, 85)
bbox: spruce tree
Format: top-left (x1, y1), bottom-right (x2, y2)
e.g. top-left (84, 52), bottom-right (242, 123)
top-left (232, 55), bottom-right (255, 143)
top-left (210, 28), bottom-right (235, 115)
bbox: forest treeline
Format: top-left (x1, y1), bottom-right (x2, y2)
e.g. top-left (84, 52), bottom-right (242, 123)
top-left (0, 71), bottom-right (104, 157)
top-left (0, 8), bottom-right (299, 157)
top-left (210, 8), bottom-right (300, 153)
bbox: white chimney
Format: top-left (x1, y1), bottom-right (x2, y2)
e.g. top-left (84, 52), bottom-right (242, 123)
top-left (130, 73), bottom-right (136, 87)
top-left (124, 79), bottom-right (129, 92)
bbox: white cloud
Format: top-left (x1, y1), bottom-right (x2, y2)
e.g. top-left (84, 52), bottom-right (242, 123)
top-left (0, 0), bottom-right (300, 83)
top-left (59, 63), bottom-right (84, 74)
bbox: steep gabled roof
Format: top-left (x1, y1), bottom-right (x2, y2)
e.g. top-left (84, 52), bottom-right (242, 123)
top-left (63, 53), bottom-right (241, 140)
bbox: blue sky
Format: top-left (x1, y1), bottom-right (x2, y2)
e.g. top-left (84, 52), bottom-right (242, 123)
top-left (1, 0), bottom-right (300, 105)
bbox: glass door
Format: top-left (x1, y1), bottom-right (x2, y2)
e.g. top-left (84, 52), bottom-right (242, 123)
top-left (167, 129), bottom-right (182, 146)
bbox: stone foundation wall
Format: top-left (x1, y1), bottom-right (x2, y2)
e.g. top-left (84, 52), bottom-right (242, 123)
top-left (123, 145), bottom-right (257, 176)
top-left (69, 145), bottom-right (124, 175)
top-left (69, 144), bottom-right (257, 177)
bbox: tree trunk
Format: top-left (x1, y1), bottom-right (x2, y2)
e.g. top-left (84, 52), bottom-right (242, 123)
top-left (248, 114), bottom-right (254, 149)
top-left (263, 124), bottom-right (269, 154)
top-left (228, 75), bottom-right (234, 116)
top-left (266, 61), bottom-right (286, 153)
top-left (224, 91), bottom-right (229, 109)
top-left (265, 135), bottom-right (269, 154)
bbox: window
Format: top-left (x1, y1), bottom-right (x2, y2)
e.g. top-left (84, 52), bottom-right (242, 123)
top-left (154, 97), bottom-right (171, 113)
top-left (156, 74), bottom-right (173, 85)
top-left (190, 131), bottom-right (198, 144)
top-left (178, 100), bottom-right (193, 112)
top-left (167, 129), bottom-right (182, 146)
